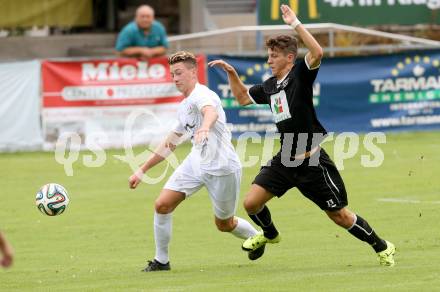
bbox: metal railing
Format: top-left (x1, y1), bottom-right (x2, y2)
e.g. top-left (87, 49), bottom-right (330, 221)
top-left (168, 23), bottom-right (440, 56)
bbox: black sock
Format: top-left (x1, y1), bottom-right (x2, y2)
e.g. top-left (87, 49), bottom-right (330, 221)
top-left (347, 214), bottom-right (387, 252)
top-left (248, 205), bottom-right (279, 239)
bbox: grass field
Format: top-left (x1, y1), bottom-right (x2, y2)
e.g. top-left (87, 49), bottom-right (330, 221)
top-left (0, 131), bottom-right (439, 291)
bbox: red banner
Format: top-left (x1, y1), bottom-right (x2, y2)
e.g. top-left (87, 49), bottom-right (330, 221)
top-left (41, 56), bottom-right (207, 149)
top-left (42, 55), bottom-right (206, 107)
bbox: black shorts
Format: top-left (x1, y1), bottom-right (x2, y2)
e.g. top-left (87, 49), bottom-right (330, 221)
top-left (253, 148), bottom-right (348, 211)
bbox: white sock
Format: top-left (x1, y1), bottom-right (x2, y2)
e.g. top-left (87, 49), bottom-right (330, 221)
top-left (230, 217), bottom-right (258, 239)
top-left (154, 212), bottom-right (172, 264)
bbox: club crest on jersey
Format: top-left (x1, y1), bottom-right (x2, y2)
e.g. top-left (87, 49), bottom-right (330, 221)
top-left (270, 90), bottom-right (291, 123)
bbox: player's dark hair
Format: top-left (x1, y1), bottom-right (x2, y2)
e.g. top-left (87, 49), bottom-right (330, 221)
top-left (266, 35), bottom-right (298, 56)
top-left (168, 51), bottom-right (197, 68)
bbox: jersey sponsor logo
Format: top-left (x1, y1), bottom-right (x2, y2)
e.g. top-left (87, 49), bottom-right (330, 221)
top-left (274, 96), bottom-right (284, 113)
top-left (270, 90), bottom-right (291, 123)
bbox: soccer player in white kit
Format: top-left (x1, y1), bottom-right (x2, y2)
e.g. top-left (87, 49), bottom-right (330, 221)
top-left (129, 51), bottom-right (261, 272)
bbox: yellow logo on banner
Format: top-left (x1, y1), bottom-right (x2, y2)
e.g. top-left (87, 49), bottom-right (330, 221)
top-left (239, 63), bottom-right (271, 83)
top-left (271, 0), bottom-right (319, 20)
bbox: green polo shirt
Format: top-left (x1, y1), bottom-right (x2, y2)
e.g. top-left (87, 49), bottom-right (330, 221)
top-left (115, 20), bottom-right (169, 51)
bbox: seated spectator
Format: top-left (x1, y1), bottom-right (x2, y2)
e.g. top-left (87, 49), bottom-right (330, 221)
top-left (115, 5), bottom-right (168, 59)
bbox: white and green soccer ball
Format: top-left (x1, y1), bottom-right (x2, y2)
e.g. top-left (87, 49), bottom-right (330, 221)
top-left (36, 183), bottom-right (70, 216)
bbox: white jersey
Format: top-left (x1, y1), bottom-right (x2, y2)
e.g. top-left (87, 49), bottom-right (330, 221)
top-left (173, 83), bottom-right (241, 176)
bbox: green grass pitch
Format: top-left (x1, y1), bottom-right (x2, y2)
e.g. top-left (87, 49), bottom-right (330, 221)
top-left (0, 132), bottom-right (439, 291)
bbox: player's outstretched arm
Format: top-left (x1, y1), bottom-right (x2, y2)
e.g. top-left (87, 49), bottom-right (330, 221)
top-left (208, 60), bottom-right (253, 106)
top-left (128, 131), bottom-right (182, 189)
top-left (0, 231), bottom-right (13, 268)
top-left (280, 4), bottom-right (323, 68)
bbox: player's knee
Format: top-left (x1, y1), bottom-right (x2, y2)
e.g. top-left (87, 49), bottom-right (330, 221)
top-left (243, 196), bottom-right (261, 214)
top-left (215, 219), bottom-right (234, 232)
top-left (327, 209), bottom-right (353, 228)
top-left (154, 199), bottom-right (172, 214)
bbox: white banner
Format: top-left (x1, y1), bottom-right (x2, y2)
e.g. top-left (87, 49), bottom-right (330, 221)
top-left (42, 104), bottom-right (180, 149)
top-left (0, 60), bottom-right (43, 151)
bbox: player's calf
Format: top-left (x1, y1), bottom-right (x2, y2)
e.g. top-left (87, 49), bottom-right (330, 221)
top-left (325, 207), bottom-right (355, 228)
top-left (326, 208), bottom-right (395, 265)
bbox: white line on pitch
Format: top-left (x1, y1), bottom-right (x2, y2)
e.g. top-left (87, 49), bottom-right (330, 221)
top-left (377, 198), bottom-right (440, 204)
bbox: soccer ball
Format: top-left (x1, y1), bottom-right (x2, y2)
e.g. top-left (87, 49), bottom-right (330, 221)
top-left (36, 183), bottom-right (70, 216)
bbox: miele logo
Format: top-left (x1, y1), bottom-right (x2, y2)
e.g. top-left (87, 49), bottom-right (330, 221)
top-left (81, 62), bottom-right (167, 81)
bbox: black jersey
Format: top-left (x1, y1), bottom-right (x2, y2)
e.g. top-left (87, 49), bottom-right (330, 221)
top-left (249, 58), bottom-right (327, 155)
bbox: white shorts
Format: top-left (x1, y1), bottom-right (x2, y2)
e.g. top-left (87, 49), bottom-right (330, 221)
top-left (163, 157), bottom-right (241, 220)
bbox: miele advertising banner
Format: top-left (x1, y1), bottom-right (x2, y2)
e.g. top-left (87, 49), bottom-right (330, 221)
top-left (208, 51), bottom-right (440, 136)
top-left (41, 56), bottom-right (207, 148)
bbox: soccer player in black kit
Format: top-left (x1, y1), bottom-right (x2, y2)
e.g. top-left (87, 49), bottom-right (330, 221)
top-left (209, 4), bottom-right (395, 266)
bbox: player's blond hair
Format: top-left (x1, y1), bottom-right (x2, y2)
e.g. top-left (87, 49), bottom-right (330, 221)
top-left (168, 51), bottom-right (197, 68)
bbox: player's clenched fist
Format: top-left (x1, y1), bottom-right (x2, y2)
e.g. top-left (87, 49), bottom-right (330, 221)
top-left (129, 169), bottom-right (144, 189)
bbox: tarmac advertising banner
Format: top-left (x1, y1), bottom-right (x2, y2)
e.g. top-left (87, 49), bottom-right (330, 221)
top-left (207, 51), bottom-right (440, 136)
top-left (42, 56), bottom-right (206, 149)
top-left (258, 0), bottom-right (440, 26)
